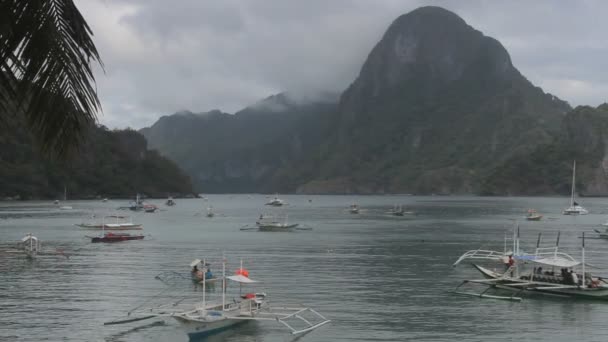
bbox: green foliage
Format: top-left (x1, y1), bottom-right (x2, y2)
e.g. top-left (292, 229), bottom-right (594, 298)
top-left (1, 0), bottom-right (103, 157)
top-left (480, 104), bottom-right (608, 195)
top-left (0, 115), bottom-right (193, 199)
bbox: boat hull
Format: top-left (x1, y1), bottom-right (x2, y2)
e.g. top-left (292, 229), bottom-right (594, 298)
top-left (563, 206), bottom-right (588, 215)
top-left (173, 315), bottom-right (249, 339)
top-left (91, 235), bottom-right (145, 243)
top-left (258, 223), bottom-right (299, 231)
top-left (526, 215), bottom-right (543, 221)
top-left (473, 264), bottom-right (608, 300)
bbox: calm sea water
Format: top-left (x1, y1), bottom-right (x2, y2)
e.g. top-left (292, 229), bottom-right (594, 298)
top-left (2, 195), bottom-right (608, 342)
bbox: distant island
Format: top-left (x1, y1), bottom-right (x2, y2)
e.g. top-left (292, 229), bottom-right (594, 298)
top-left (0, 112), bottom-right (194, 200)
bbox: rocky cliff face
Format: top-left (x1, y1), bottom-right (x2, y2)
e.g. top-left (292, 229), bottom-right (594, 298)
top-left (341, 7), bottom-right (516, 111)
top-left (290, 6), bottom-right (570, 194)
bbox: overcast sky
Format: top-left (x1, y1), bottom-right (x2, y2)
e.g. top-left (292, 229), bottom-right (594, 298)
top-left (75, 0), bottom-right (608, 129)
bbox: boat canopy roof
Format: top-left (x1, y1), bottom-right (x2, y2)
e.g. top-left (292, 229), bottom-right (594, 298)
top-left (530, 256), bottom-right (580, 268)
top-left (226, 275), bottom-right (257, 283)
top-left (21, 235), bottom-right (38, 242)
top-left (190, 259), bottom-right (201, 267)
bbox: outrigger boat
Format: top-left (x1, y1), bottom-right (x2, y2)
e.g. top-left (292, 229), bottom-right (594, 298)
top-left (166, 197), bottom-right (176, 206)
top-left (388, 205), bottom-right (405, 216)
top-left (525, 209), bottom-right (543, 221)
top-left (143, 204), bottom-right (158, 213)
top-left (76, 215), bottom-right (143, 230)
top-left (190, 259), bottom-right (218, 285)
top-left (349, 204), bottom-right (360, 214)
top-left (20, 233), bottom-right (41, 259)
top-left (387, 205), bottom-right (414, 216)
top-left (89, 215), bottom-right (145, 243)
top-left (265, 195), bottom-right (285, 207)
top-left (91, 232), bottom-right (144, 243)
top-left (104, 257), bottom-right (330, 339)
top-left (129, 194), bottom-right (145, 212)
top-left (255, 214), bottom-right (299, 231)
top-left (206, 206), bottom-right (215, 218)
top-left (593, 226), bottom-right (608, 239)
top-left (452, 228), bottom-right (608, 301)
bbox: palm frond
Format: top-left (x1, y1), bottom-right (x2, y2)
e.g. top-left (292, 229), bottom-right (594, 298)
top-left (0, 0), bottom-right (103, 157)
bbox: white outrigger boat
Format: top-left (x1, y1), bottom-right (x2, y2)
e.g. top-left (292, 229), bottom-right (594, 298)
top-left (387, 204), bottom-right (405, 216)
top-left (525, 209), bottom-right (543, 221)
top-left (265, 195), bottom-right (285, 207)
top-left (105, 257), bottom-right (330, 339)
top-left (3, 234), bottom-right (70, 260)
top-left (453, 229), bottom-right (608, 301)
top-left (255, 214), bottom-right (299, 231)
top-left (593, 226), bottom-right (608, 239)
top-left (349, 204), bottom-right (360, 214)
top-left (20, 233), bottom-right (41, 259)
top-left (75, 215), bottom-right (143, 230)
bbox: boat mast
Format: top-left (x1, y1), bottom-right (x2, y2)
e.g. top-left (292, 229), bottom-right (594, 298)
top-left (64, 185), bottom-right (67, 201)
top-left (202, 258), bottom-right (206, 310)
top-left (512, 227), bottom-right (516, 254)
top-left (516, 225), bottom-right (520, 255)
top-left (239, 259), bottom-right (243, 296)
top-left (555, 231), bottom-right (560, 258)
top-left (222, 254), bottom-right (226, 310)
top-left (582, 232), bottom-right (586, 286)
top-left (571, 160), bottom-right (576, 207)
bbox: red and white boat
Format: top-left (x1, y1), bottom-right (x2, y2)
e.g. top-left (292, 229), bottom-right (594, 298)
top-left (91, 232), bottom-right (144, 243)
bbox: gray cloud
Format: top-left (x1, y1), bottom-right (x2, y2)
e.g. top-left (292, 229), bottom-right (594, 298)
top-left (76, 0), bottom-right (608, 129)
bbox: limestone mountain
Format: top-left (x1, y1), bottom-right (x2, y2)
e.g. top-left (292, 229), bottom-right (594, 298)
top-left (290, 6), bottom-right (570, 194)
top-left (142, 6), bottom-right (573, 194)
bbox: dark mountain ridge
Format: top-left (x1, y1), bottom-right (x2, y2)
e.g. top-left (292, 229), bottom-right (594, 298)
top-left (0, 113), bottom-right (194, 200)
top-left (143, 6), bottom-right (582, 195)
top-left (141, 92), bottom-right (338, 192)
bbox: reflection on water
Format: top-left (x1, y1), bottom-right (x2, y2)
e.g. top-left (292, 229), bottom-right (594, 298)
top-left (2, 195), bottom-right (608, 341)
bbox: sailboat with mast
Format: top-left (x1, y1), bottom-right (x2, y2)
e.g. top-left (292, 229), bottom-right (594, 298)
top-left (59, 185), bottom-right (73, 210)
top-left (563, 160), bottom-right (588, 215)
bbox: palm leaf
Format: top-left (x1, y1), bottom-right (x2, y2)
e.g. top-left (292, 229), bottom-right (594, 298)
top-left (0, 0), bottom-right (103, 157)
